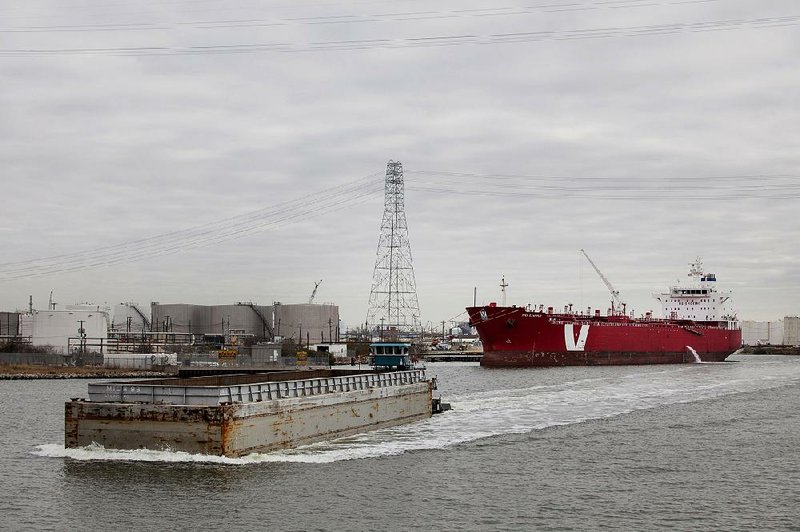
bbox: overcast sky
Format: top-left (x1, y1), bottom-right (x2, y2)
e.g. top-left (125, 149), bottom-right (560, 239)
top-left (1, 0), bottom-right (798, 328)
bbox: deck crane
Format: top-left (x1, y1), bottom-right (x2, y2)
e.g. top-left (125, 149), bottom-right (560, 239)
top-left (579, 249), bottom-right (626, 315)
top-left (308, 280), bottom-right (323, 304)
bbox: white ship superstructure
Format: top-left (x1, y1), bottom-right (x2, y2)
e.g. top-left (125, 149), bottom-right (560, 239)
top-left (655, 258), bottom-right (732, 322)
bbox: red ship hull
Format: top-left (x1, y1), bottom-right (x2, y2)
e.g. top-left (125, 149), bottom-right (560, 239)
top-left (467, 306), bottom-right (741, 368)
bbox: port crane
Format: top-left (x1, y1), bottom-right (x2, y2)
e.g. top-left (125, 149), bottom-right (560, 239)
top-left (579, 249), bottom-right (626, 315)
top-left (308, 280), bottom-right (323, 304)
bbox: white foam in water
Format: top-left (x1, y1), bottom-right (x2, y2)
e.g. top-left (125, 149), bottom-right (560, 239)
top-left (32, 442), bottom-right (329, 464)
top-left (33, 358), bottom-right (800, 464)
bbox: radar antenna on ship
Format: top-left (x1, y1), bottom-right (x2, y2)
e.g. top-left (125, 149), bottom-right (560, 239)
top-left (579, 249), bottom-right (626, 315)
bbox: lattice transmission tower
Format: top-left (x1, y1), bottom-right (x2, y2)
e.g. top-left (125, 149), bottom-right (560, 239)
top-left (366, 160), bottom-right (420, 334)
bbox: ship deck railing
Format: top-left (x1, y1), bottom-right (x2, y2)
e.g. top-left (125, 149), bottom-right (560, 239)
top-left (86, 369), bottom-right (427, 406)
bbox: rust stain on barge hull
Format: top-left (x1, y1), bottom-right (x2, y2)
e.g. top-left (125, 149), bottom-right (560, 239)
top-left (66, 370), bottom-right (434, 457)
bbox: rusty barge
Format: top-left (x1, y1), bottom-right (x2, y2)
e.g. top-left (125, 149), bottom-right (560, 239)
top-left (65, 367), bottom-right (438, 457)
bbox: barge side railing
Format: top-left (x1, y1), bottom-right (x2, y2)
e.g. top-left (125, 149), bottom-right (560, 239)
top-left (87, 370), bottom-right (427, 406)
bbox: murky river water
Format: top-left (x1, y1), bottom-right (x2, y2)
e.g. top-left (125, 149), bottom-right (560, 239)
top-left (2, 354), bottom-right (798, 530)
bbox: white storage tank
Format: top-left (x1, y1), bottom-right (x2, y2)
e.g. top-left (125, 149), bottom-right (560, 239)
top-left (26, 309), bottom-right (110, 354)
top-left (784, 316), bottom-right (800, 346)
top-left (741, 320), bottom-right (785, 346)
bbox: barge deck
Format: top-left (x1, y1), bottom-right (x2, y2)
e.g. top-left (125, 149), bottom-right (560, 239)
top-left (66, 368), bottom-right (434, 457)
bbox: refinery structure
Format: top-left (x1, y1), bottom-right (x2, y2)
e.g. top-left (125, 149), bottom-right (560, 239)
top-left (0, 300), bottom-right (339, 356)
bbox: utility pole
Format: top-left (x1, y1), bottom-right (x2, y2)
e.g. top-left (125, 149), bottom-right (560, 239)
top-left (441, 321), bottom-right (446, 340)
top-left (328, 317), bottom-right (332, 345)
top-left (77, 320), bottom-right (86, 365)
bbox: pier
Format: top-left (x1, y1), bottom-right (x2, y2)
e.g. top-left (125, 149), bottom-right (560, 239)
top-left (422, 352), bottom-right (483, 363)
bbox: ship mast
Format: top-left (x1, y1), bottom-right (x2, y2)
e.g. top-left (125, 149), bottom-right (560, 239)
top-left (579, 249), bottom-right (626, 314)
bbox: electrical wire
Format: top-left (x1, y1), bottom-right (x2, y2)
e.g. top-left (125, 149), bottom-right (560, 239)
top-left (3, 167), bottom-right (790, 282)
top-left (2, 12), bottom-right (798, 57)
top-left (0, 173), bottom-right (384, 280)
top-left (0, 0), bottom-right (746, 28)
top-left (404, 170), bottom-right (800, 199)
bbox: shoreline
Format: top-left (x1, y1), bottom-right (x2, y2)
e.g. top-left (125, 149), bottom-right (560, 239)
top-left (0, 364), bottom-right (171, 380)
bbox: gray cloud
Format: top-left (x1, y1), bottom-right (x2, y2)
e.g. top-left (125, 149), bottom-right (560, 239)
top-left (1, 0), bottom-right (798, 326)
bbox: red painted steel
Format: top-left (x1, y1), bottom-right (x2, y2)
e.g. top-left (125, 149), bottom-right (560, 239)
top-left (467, 306), bottom-right (741, 368)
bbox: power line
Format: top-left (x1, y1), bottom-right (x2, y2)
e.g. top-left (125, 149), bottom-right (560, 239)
top-left (0, 173), bottom-right (384, 280)
top-left (3, 12), bottom-right (798, 57)
top-left (407, 169), bottom-right (800, 182)
top-left (404, 170), bottom-right (800, 199)
top-left (407, 184), bottom-right (800, 199)
top-left (0, 0), bottom-right (746, 28)
top-left (1, 168), bottom-right (794, 281)
top-left (0, 172), bottom-right (380, 269)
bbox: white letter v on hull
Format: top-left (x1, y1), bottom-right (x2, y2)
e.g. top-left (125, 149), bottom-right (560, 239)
top-left (564, 324), bottom-right (589, 351)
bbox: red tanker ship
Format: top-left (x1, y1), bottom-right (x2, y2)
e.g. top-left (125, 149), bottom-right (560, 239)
top-left (468, 258), bottom-right (742, 368)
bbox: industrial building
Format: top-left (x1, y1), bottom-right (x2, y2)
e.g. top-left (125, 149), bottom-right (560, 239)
top-left (150, 302), bottom-right (272, 337)
top-left (19, 307), bottom-right (110, 354)
top-left (276, 303), bottom-right (340, 344)
top-left (149, 302), bottom-right (340, 343)
top-left (742, 317), bottom-right (800, 346)
top-left (0, 312), bottom-right (19, 340)
top-left (110, 303), bottom-right (150, 333)
top-left (784, 316), bottom-right (800, 345)
top-left (1, 298), bottom-right (339, 355)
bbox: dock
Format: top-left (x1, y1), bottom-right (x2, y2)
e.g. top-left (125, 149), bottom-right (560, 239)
top-left (422, 352), bottom-right (483, 363)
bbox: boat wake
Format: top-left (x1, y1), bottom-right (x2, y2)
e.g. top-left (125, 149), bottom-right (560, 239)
top-left (33, 358), bottom-right (800, 464)
top-left (32, 443), bottom-right (306, 464)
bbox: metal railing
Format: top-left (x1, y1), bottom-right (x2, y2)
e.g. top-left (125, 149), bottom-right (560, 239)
top-left (88, 369), bottom-right (427, 406)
